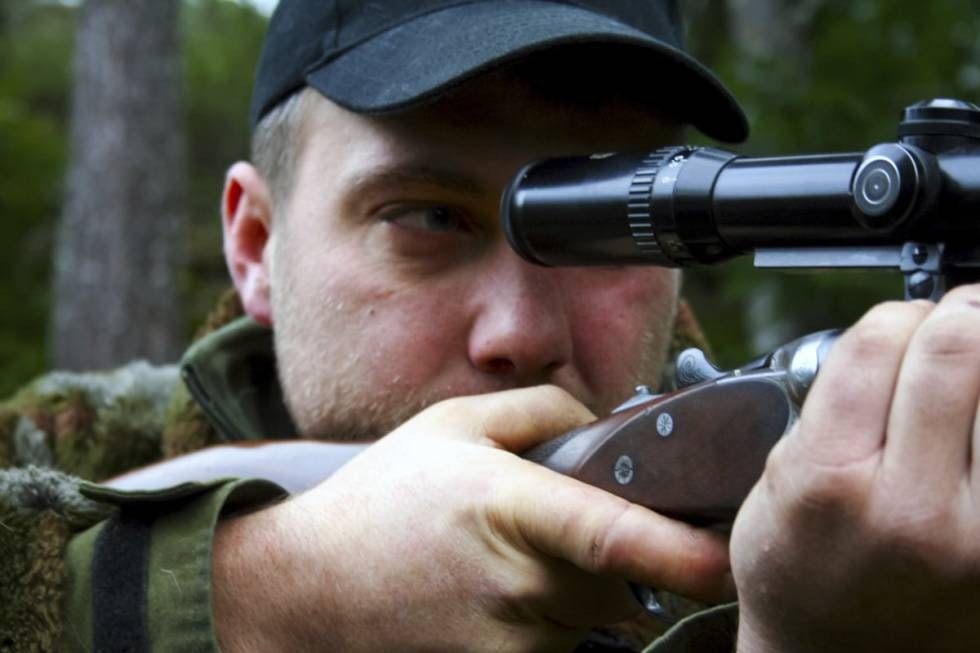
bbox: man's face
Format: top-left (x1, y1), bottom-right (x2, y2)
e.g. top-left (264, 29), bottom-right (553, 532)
top-left (267, 78), bottom-right (681, 440)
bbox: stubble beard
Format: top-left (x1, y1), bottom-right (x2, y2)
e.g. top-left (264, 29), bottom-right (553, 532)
top-left (271, 253), bottom-right (677, 442)
top-left (275, 317), bottom-right (676, 443)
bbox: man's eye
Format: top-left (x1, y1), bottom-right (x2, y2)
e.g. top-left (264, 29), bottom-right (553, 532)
top-left (384, 206), bottom-right (470, 233)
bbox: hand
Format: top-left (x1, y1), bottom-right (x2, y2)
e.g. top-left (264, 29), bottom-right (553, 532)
top-left (213, 385), bottom-right (733, 652)
top-left (731, 284), bottom-right (980, 653)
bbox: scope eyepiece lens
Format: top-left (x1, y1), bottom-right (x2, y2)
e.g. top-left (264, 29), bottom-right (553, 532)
top-left (863, 169), bottom-right (894, 204)
top-left (851, 144), bottom-right (922, 230)
top-left (855, 159), bottom-right (900, 215)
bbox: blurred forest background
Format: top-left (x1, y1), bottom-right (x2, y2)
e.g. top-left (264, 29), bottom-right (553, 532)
top-left (1, 0), bottom-right (978, 396)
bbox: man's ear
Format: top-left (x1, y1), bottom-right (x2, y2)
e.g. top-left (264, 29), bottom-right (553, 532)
top-left (222, 162), bottom-right (274, 326)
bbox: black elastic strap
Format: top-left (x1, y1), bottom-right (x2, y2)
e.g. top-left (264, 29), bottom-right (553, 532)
top-left (92, 509), bottom-right (155, 652)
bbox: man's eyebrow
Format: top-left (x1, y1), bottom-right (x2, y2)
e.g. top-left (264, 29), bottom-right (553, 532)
top-left (347, 163), bottom-right (490, 198)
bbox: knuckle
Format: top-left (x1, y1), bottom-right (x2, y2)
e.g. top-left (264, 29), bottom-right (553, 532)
top-left (421, 396), bottom-right (464, 423)
top-left (533, 384), bottom-right (591, 419)
top-left (483, 565), bottom-right (548, 625)
top-left (805, 300), bottom-right (929, 420)
top-left (584, 500), bottom-right (633, 575)
top-left (414, 399), bottom-right (463, 427)
top-left (860, 486), bottom-right (980, 577)
top-left (867, 507), bottom-right (960, 569)
top-left (941, 282), bottom-right (980, 309)
top-left (803, 374), bottom-right (869, 422)
top-left (789, 466), bottom-right (867, 516)
top-left (812, 304), bottom-right (910, 402)
top-left (843, 300), bottom-right (924, 358)
top-left (795, 385), bottom-right (882, 464)
top-left (533, 383), bottom-right (573, 404)
top-left (767, 439), bottom-right (872, 517)
top-left (915, 303), bottom-right (980, 361)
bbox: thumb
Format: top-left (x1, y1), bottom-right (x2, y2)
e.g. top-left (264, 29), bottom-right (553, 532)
top-left (411, 387), bottom-right (733, 602)
top-left (422, 385), bottom-right (597, 452)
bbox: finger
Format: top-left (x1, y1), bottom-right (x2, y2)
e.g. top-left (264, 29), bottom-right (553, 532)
top-left (420, 385), bottom-right (597, 451)
top-left (793, 299), bottom-right (933, 467)
top-left (884, 284), bottom-right (980, 489)
top-left (492, 461), bottom-right (732, 603)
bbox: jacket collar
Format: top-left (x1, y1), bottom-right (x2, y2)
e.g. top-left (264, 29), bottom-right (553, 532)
top-left (180, 317), bottom-right (298, 441)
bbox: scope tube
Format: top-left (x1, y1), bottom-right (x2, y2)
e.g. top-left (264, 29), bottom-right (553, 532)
top-left (935, 150), bottom-right (980, 236)
top-left (504, 148), bottom-right (878, 267)
top-left (709, 153), bottom-right (867, 246)
top-left (504, 98), bottom-right (980, 271)
top-left (503, 143), bottom-right (980, 269)
top-left (502, 151), bottom-right (668, 266)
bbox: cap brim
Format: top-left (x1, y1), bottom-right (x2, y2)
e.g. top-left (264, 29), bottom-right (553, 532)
top-left (306, 1), bottom-right (748, 143)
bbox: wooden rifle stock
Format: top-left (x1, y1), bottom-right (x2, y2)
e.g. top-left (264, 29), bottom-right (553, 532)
top-left (524, 374), bottom-right (794, 525)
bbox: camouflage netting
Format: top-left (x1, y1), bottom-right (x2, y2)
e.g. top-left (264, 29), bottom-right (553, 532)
top-left (0, 360), bottom-right (178, 650)
top-left (3, 362), bottom-right (178, 480)
top-left (0, 289), bottom-right (243, 651)
top-left (0, 467), bottom-right (113, 652)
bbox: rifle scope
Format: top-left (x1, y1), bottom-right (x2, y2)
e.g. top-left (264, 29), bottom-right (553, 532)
top-left (503, 99), bottom-right (980, 270)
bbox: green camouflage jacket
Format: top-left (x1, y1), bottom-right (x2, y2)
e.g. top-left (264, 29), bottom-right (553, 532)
top-left (0, 290), bottom-right (736, 652)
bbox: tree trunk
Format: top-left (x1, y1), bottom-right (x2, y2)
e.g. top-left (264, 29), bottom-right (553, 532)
top-left (53, 0), bottom-right (185, 370)
top-left (726, 0), bottom-right (825, 60)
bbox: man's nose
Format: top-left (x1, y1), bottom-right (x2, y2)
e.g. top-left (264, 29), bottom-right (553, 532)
top-left (467, 252), bottom-right (572, 382)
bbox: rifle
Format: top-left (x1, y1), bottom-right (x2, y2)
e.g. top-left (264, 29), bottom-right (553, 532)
top-left (107, 98), bottom-right (978, 619)
top-left (508, 97), bottom-right (979, 511)
top-left (112, 99), bottom-right (979, 514)
top-left (503, 97), bottom-right (980, 617)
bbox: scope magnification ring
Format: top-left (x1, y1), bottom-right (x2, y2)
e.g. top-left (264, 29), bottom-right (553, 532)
top-left (628, 147), bottom-right (694, 264)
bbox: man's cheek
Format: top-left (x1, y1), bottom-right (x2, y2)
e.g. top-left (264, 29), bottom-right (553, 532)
top-left (570, 276), bottom-right (674, 382)
top-left (343, 288), bottom-right (467, 374)
top-left (570, 280), bottom-right (663, 344)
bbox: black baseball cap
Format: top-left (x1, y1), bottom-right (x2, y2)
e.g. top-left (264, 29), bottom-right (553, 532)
top-left (251, 0), bottom-right (749, 143)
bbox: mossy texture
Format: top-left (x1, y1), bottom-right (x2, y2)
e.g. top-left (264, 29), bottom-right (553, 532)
top-left (0, 467), bottom-right (113, 651)
top-left (0, 290), bottom-right (243, 649)
top-left (5, 362), bottom-right (177, 482)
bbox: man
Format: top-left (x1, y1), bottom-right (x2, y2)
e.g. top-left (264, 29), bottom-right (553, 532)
top-left (3, 1), bottom-right (980, 651)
